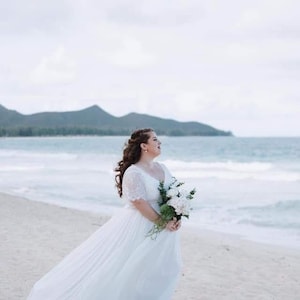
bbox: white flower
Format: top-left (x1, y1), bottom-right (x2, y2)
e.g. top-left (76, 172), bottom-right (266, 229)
top-left (167, 196), bottom-right (190, 216)
top-left (178, 189), bottom-right (188, 198)
top-left (167, 187), bottom-right (179, 198)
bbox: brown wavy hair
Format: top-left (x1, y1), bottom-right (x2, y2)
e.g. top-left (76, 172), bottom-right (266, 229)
top-left (115, 128), bottom-right (154, 197)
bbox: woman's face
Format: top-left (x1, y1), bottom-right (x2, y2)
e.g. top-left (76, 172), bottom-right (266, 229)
top-left (143, 131), bottom-right (161, 157)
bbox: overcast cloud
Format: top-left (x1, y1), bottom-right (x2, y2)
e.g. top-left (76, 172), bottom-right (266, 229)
top-left (1, 0), bottom-right (300, 136)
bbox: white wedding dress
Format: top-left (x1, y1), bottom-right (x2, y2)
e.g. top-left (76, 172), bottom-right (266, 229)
top-left (27, 163), bottom-right (182, 300)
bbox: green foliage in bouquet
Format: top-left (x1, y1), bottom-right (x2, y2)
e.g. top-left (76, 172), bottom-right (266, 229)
top-left (147, 178), bottom-right (196, 239)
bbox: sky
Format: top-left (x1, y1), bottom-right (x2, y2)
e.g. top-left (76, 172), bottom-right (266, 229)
top-left (1, 0), bottom-right (300, 137)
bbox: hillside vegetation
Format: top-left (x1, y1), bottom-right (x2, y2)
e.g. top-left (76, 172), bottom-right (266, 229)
top-left (0, 104), bottom-right (233, 137)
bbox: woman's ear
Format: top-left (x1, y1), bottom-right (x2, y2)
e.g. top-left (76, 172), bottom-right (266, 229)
top-left (140, 143), bottom-right (147, 152)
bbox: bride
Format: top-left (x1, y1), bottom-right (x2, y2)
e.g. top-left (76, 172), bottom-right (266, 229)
top-left (27, 128), bottom-right (182, 300)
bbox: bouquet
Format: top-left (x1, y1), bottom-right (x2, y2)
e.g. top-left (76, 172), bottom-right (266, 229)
top-left (147, 177), bottom-right (196, 239)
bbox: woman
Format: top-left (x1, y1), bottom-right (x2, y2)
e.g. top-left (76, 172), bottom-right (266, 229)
top-left (27, 128), bottom-right (182, 300)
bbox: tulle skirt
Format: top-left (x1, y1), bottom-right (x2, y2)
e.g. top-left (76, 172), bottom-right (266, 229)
top-left (27, 206), bottom-right (182, 300)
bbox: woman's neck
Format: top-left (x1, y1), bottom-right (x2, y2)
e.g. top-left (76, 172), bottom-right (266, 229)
top-left (136, 158), bottom-right (155, 169)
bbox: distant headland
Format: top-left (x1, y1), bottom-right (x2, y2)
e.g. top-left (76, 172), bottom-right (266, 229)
top-left (0, 104), bottom-right (233, 137)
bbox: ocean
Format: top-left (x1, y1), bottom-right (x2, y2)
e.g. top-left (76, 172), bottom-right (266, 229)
top-left (1, 136), bottom-right (300, 249)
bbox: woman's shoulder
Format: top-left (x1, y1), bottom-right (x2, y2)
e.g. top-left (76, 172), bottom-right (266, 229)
top-left (126, 164), bottom-right (139, 171)
top-left (125, 162), bottom-right (169, 175)
top-left (124, 164), bottom-right (141, 176)
top-left (123, 165), bottom-right (145, 184)
top-left (130, 161), bottom-right (167, 170)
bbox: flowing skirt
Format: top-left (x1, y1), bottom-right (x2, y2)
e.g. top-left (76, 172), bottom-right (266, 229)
top-left (27, 206), bottom-right (182, 300)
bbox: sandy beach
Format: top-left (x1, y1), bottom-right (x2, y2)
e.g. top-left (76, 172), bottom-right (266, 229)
top-left (1, 192), bottom-right (300, 300)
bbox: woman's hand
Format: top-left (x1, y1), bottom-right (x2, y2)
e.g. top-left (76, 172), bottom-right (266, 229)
top-left (166, 218), bottom-right (181, 232)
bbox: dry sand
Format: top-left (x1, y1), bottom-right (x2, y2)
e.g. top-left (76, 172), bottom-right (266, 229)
top-left (1, 192), bottom-right (300, 300)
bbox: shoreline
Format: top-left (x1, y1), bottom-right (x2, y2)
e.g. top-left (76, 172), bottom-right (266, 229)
top-left (1, 192), bottom-right (300, 300)
top-left (6, 189), bottom-right (300, 251)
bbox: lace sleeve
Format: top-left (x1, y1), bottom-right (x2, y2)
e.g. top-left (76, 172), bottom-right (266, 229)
top-left (122, 168), bottom-right (147, 202)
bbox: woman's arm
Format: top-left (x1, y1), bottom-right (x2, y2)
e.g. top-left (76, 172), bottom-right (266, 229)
top-left (131, 198), bottom-right (160, 222)
top-left (132, 198), bottom-right (181, 231)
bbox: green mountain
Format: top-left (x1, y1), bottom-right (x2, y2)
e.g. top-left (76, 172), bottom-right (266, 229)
top-left (0, 104), bottom-right (233, 136)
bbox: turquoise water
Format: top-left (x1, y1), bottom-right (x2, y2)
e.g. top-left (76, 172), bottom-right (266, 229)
top-left (1, 136), bottom-right (300, 248)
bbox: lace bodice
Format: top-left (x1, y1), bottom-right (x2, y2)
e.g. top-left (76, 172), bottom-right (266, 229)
top-left (122, 163), bottom-right (172, 211)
